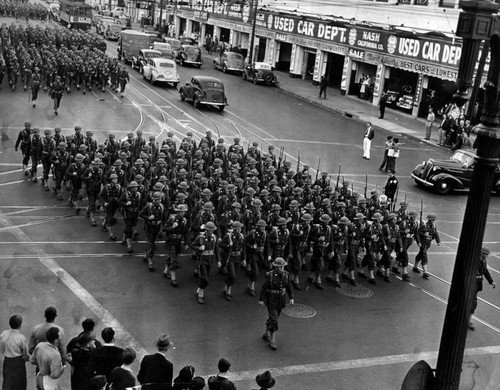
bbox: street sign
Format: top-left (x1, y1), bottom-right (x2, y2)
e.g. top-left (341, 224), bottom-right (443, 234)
top-left (402, 360), bottom-right (435, 390)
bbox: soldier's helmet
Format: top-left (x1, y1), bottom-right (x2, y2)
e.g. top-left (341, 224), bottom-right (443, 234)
top-left (202, 202), bottom-right (214, 211)
top-left (201, 188), bottom-right (212, 196)
top-left (135, 159), bottom-right (144, 165)
top-left (339, 216), bottom-right (350, 224)
top-left (289, 200), bottom-right (299, 207)
top-left (320, 214), bottom-right (331, 223)
top-left (388, 213), bottom-right (397, 221)
top-left (372, 213), bottom-right (383, 221)
top-left (252, 199), bottom-right (263, 207)
top-left (354, 213), bottom-right (365, 220)
top-left (232, 202), bottom-right (241, 209)
top-left (277, 217), bottom-right (287, 226)
top-left (481, 247), bottom-right (490, 255)
top-left (301, 213), bottom-right (313, 221)
top-left (151, 191), bottom-right (163, 200)
top-left (44, 129), bottom-right (52, 136)
top-left (204, 222), bottom-right (217, 231)
top-left (271, 204), bottom-right (281, 211)
top-left (256, 219), bottom-right (267, 227)
top-left (58, 142), bottom-right (67, 149)
top-left (114, 159), bottom-right (124, 166)
top-left (176, 204), bottom-right (188, 212)
top-left (127, 181), bottom-right (139, 188)
top-left (231, 221), bottom-right (243, 229)
top-left (408, 210), bottom-right (417, 218)
top-left (321, 198), bottom-right (331, 206)
top-left (272, 257), bottom-right (286, 267)
top-left (109, 173), bottom-right (118, 180)
top-left (75, 154), bottom-right (84, 161)
top-left (427, 214), bottom-right (436, 221)
top-left (178, 181), bottom-right (189, 189)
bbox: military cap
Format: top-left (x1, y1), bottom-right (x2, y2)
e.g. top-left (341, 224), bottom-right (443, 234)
top-left (256, 219), bottom-right (267, 227)
top-left (233, 137), bottom-right (240, 142)
top-left (321, 171), bottom-right (328, 176)
top-left (159, 175), bottom-right (168, 182)
top-left (179, 169), bottom-right (188, 175)
top-left (217, 144), bottom-right (225, 149)
top-left (250, 177), bottom-right (260, 184)
top-left (293, 187), bottom-right (303, 194)
top-left (151, 191), bottom-right (163, 200)
top-left (321, 198), bottom-right (331, 206)
top-left (32, 128), bottom-right (40, 133)
top-left (231, 221), bottom-right (243, 229)
top-left (218, 138), bottom-right (225, 144)
top-left (86, 130), bottom-right (93, 136)
top-left (304, 203), bottom-right (315, 210)
top-left (251, 141), bottom-right (258, 147)
top-left (135, 174), bottom-right (145, 182)
top-left (149, 135), bottom-right (156, 140)
top-left (177, 150), bottom-right (187, 156)
top-left (481, 247), bottom-right (490, 255)
top-left (230, 153), bottom-right (239, 160)
top-left (301, 213), bottom-right (313, 221)
top-left (253, 199), bottom-right (263, 207)
top-left (201, 188), bottom-right (213, 196)
top-left (232, 202), bottom-right (241, 208)
top-left (320, 214), bottom-right (332, 222)
top-left (260, 189), bottom-right (269, 196)
top-left (109, 133), bottom-right (115, 138)
top-left (127, 132), bottom-right (134, 138)
top-left (176, 193), bottom-right (187, 200)
top-left (247, 157), bottom-right (256, 165)
top-left (156, 159), bottom-right (166, 165)
top-left (54, 127), bottom-right (62, 132)
top-left (137, 130), bottom-right (143, 135)
top-left (337, 202), bottom-right (346, 208)
top-left (153, 182), bottom-right (165, 190)
top-left (113, 159), bottom-right (124, 166)
top-left (109, 173), bottom-right (118, 179)
top-left (284, 161), bottom-right (292, 166)
top-left (175, 204), bottom-right (188, 212)
top-left (204, 221), bottom-right (216, 230)
top-left (245, 187), bottom-right (256, 195)
top-left (408, 210), bottom-right (417, 217)
top-left (270, 186), bottom-right (281, 193)
top-left (268, 145), bottom-right (275, 150)
top-left (78, 144), bottom-right (87, 151)
top-left (332, 191), bottom-right (340, 197)
top-left (121, 142), bottom-right (130, 148)
top-left (92, 158), bottom-right (102, 165)
top-left (178, 181), bottom-right (189, 189)
top-left (186, 131), bottom-right (193, 136)
top-left (75, 153), bottom-right (85, 161)
top-left (427, 214), bottom-right (436, 220)
top-left (276, 217), bottom-right (287, 226)
top-left (289, 200), bottom-right (299, 207)
top-left (339, 216), bottom-right (350, 224)
top-left (135, 158), bottom-right (144, 164)
top-left (267, 166), bottom-right (276, 172)
top-left (388, 213), bottom-right (397, 220)
top-left (235, 178), bottom-right (244, 185)
top-left (44, 129), bottom-right (52, 136)
top-left (127, 181), bottom-right (139, 188)
top-left (75, 126), bottom-right (82, 131)
top-left (372, 212), bottom-right (383, 221)
top-left (202, 202), bottom-right (214, 210)
top-left (227, 184), bottom-right (236, 191)
top-left (58, 142), bottom-right (67, 149)
top-left (271, 204), bottom-right (281, 211)
top-left (213, 158), bottom-right (223, 165)
top-left (214, 168), bottom-right (223, 174)
top-left (205, 130), bottom-right (212, 135)
top-left (25, 121), bottom-right (31, 127)
top-left (354, 213), bottom-right (365, 220)
top-left (158, 152), bottom-right (167, 159)
top-left (200, 177), bottom-right (209, 184)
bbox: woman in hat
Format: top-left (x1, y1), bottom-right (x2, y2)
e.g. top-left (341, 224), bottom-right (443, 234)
top-left (259, 257), bottom-right (294, 350)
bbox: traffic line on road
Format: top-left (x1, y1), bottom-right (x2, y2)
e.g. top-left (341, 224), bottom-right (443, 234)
top-left (227, 345), bottom-right (500, 382)
top-left (0, 211), bottom-right (149, 360)
top-left (0, 214), bottom-right (77, 231)
top-left (0, 169), bottom-right (23, 176)
top-left (0, 179), bottom-right (27, 187)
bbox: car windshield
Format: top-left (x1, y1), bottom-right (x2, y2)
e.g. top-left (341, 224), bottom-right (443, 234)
top-left (185, 47), bottom-right (200, 53)
top-left (227, 53), bottom-right (242, 60)
top-left (451, 151), bottom-right (474, 167)
top-left (255, 63), bottom-right (271, 70)
top-left (109, 25), bottom-right (121, 33)
top-left (159, 62), bottom-right (174, 68)
top-left (205, 81), bottom-right (223, 89)
top-left (144, 52), bottom-right (159, 58)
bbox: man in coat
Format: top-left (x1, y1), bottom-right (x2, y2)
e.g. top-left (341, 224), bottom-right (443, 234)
top-left (137, 334), bottom-right (174, 390)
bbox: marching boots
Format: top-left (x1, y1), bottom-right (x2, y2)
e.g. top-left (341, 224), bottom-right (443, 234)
top-left (262, 330), bottom-right (270, 342)
top-left (163, 264), bottom-right (171, 279)
top-left (269, 332), bottom-right (277, 350)
top-left (170, 271), bottom-right (177, 287)
top-left (248, 281), bottom-right (256, 296)
top-left (90, 213), bottom-right (97, 227)
top-left (369, 270), bottom-right (376, 285)
top-left (197, 289), bottom-right (205, 304)
top-left (107, 226), bottom-right (116, 241)
top-left (422, 264), bottom-right (430, 279)
top-left (23, 165), bottom-right (28, 176)
top-left (126, 239), bottom-right (133, 253)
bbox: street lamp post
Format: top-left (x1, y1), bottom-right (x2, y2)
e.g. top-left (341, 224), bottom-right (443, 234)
top-left (248, 0), bottom-right (258, 64)
top-left (433, 1), bottom-right (500, 389)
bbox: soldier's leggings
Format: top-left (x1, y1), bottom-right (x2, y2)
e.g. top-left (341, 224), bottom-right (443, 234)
top-left (144, 226), bottom-right (161, 259)
top-left (288, 249), bottom-right (302, 275)
top-left (415, 242), bottom-right (431, 265)
top-left (31, 85), bottom-right (40, 101)
top-left (396, 241), bottom-right (412, 267)
top-left (328, 252), bottom-right (342, 273)
top-left (30, 156), bottom-right (39, 176)
top-left (41, 157), bottom-right (51, 181)
top-left (266, 308), bottom-right (281, 332)
top-left (53, 95), bottom-right (62, 110)
top-left (345, 247), bottom-right (359, 271)
top-left (198, 256), bottom-right (212, 289)
top-left (225, 255), bottom-right (240, 286)
top-left (166, 240), bottom-right (181, 270)
top-left (21, 151), bottom-right (30, 167)
top-left (247, 253), bottom-right (260, 282)
top-left (87, 188), bottom-right (100, 213)
top-left (105, 203), bottom-right (119, 225)
top-left (54, 170), bottom-right (65, 192)
top-left (123, 216), bottom-right (138, 239)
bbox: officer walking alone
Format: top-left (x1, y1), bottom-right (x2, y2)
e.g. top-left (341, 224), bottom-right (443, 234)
top-left (469, 247), bottom-right (496, 330)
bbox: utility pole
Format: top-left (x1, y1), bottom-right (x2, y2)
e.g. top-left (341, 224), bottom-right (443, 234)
top-left (248, 0), bottom-right (258, 64)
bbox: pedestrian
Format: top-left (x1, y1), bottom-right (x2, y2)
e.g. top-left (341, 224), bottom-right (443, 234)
top-left (379, 136), bottom-right (393, 171)
top-left (0, 314), bottom-right (29, 390)
top-left (413, 213), bottom-right (440, 279)
top-left (258, 257), bottom-right (294, 350)
top-left (378, 92), bottom-right (387, 119)
top-left (109, 348), bottom-right (136, 390)
top-left (137, 334), bottom-right (174, 390)
top-left (50, 75), bottom-right (64, 115)
top-left (207, 358), bottom-right (236, 390)
top-left (68, 333), bottom-right (97, 390)
top-left (87, 327), bottom-right (123, 383)
top-left (28, 128), bottom-right (43, 183)
top-left (14, 121), bottom-right (32, 175)
top-left (362, 122), bottom-right (374, 160)
top-left (28, 306), bottom-right (67, 367)
top-left (469, 247), bottom-right (496, 330)
top-left (255, 370), bottom-right (276, 390)
top-left (318, 74), bottom-right (327, 99)
top-left (118, 66), bottom-right (129, 98)
top-left (386, 138), bottom-right (399, 173)
top-left (173, 366), bottom-right (205, 390)
top-left (424, 107), bottom-right (435, 140)
top-left (31, 67), bottom-right (41, 107)
top-left (30, 327), bottom-right (65, 390)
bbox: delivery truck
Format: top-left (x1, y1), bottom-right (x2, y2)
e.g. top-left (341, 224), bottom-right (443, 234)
top-left (118, 30), bottom-right (151, 64)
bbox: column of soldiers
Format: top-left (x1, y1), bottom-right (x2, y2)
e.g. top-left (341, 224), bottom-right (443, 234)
top-left (16, 124), bottom-right (442, 305)
top-left (0, 24), bottom-right (114, 102)
top-left (0, 0), bottom-right (49, 22)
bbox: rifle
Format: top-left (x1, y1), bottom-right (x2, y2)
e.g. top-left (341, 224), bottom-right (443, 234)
top-left (296, 150), bottom-right (301, 173)
top-left (336, 164), bottom-right (341, 191)
top-left (420, 198), bottom-right (424, 224)
top-left (364, 174), bottom-right (367, 199)
top-left (315, 158), bottom-right (321, 182)
top-left (277, 146), bottom-right (284, 170)
top-left (392, 185), bottom-right (399, 212)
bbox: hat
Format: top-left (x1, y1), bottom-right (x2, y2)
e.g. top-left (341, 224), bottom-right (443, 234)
top-left (320, 214), bottom-right (331, 223)
top-left (152, 192), bottom-right (163, 200)
top-left (372, 212), bottom-right (383, 221)
top-left (321, 198), bottom-right (331, 206)
top-left (354, 213), bottom-right (365, 220)
top-left (135, 158), bottom-right (144, 164)
top-left (339, 216), bottom-right (349, 224)
top-left (156, 334), bottom-right (171, 349)
top-left (272, 204), bottom-right (281, 211)
top-left (301, 213), bottom-right (313, 221)
top-left (231, 221), bottom-right (243, 229)
top-left (427, 214), bottom-right (436, 221)
top-left (127, 181), bottom-right (139, 188)
top-left (109, 173), bottom-right (118, 180)
top-left (176, 193), bottom-right (187, 200)
top-left (178, 181), bottom-right (189, 189)
top-left (218, 358), bottom-right (231, 372)
top-left (75, 126), bottom-right (82, 131)
top-left (245, 188), bottom-right (256, 195)
top-left (388, 213), bottom-right (397, 220)
top-left (204, 222), bottom-right (217, 230)
top-left (201, 188), bottom-right (213, 196)
top-left (175, 204), bottom-right (188, 212)
top-left (256, 370), bottom-right (276, 389)
top-left (272, 186), bottom-right (282, 193)
top-left (371, 189), bottom-right (378, 195)
top-left (272, 257), bottom-right (287, 267)
top-left (256, 219), bottom-right (267, 227)
top-left (253, 199), bottom-right (263, 207)
top-left (232, 202), bottom-right (241, 208)
top-left (44, 129), bottom-right (52, 136)
top-left (289, 200), bottom-right (299, 207)
top-left (481, 247), bottom-right (490, 255)
top-left (227, 184), bottom-right (236, 191)
top-left (408, 210), bottom-right (417, 217)
top-left (25, 121), bottom-right (31, 127)
top-left (54, 127), bottom-right (62, 132)
top-left (135, 174), bottom-right (145, 182)
top-left (75, 154), bottom-right (85, 161)
top-left (400, 201), bottom-right (408, 206)
top-left (58, 142), bottom-right (67, 149)
top-left (203, 202), bottom-right (214, 211)
top-left (32, 128), bottom-right (40, 133)
top-left (153, 183), bottom-right (165, 191)
top-left (113, 159), bottom-right (123, 166)
top-left (276, 217), bottom-right (287, 226)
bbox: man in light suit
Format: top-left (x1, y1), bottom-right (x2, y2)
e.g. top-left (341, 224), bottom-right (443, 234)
top-left (137, 334), bottom-right (174, 390)
top-left (363, 122), bottom-right (375, 160)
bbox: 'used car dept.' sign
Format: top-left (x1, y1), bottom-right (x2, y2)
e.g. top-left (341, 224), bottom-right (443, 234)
top-left (265, 12), bottom-right (463, 68)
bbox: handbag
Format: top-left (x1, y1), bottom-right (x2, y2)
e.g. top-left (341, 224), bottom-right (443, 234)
top-left (388, 148), bottom-right (399, 158)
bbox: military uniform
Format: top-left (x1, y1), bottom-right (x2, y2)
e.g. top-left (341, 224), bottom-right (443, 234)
top-left (41, 130), bottom-right (55, 190)
top-left (139, 192), bottom-right (166, 271)
top-left (414, 214), bottom-right (440, 279)
top-left (219, 221), bottom-right (245, 300)
top-left (164, 204), bottom-right (188, 286)
top-left (98, 174), bottom-right (122, 240)
top-left (119, 181), bottom-right (142, 253)
top-left (14, 122), bottom-right (32, 174)
top-left (191, 222), bottom-right (219, 304)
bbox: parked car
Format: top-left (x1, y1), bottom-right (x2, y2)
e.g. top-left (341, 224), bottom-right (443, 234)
top-left (179, 36), bottom-right (197, 45)
top-left (164, 37), bottom-right (182, 52)
top-left (131, 49), bottom-right (162, 73)
top-left (396, 94), bottom-right (415, 111)
top-left (142, 58), bottom-right (180, 88)
top-left (213, 52), bottom-right (245, 74)
top-left (179, 76), bottom-right (228, 111)
top-left (151, 42), bottom-right (173, 59)
top-left (242, 62), bottom-right (277, 85)
top-left (411, 149), bottom-right (500, 195)
top-left (96, 17), bottom-right (117, 35)
top-left (173, 45), bottom-right (202, 67)
top-left (103, 23), bottom-right (122, 40)
top-left (384, 90), bottom-right (399, 107)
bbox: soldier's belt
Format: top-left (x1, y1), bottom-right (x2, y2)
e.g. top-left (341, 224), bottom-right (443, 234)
top-left (269, 289), bottom-right (286, 293)
top-left (255, 247), bottom-right (264, 252)
top-left (230, 251), bottom-right (242, 256)
top-left (202, 250), bottom-right (214, 255)
top-left (148, 221), bottom-right (162, 226)
top-left (170, 234), bottom-right (182, 239)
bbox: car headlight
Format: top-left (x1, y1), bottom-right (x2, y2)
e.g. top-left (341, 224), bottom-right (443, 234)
top-left (432, 166), bottom-right (438, 172)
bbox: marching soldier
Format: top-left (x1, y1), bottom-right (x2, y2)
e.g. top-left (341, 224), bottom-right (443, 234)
top-left (30, 67), bottom-right (41, 107)
top-left (245, 220), bottom-right (270, 296)
top-left (98, 173), bottom-right (122, 241)
top-left (139, 191), bottom-right (166, 271)
top-left (164, 204), bottom-right (189, 287)
top-left (469, 247), bottom-right (496, 330)
top-left (14, 121), bottom-right (32, 175)
top-left (327, 216), bottom-right (349, 287)
top-left (289, 213), bottom-right (312, 290)
top-left (28, 128), bottom-right (42, 183)
top-left (82, 158), bottom-right (104, 227)
top-left (119, 181), bottom-right (142, 253)
top-left (397, 210), bottom-right (420, 281)
top-left (50, 142), bottom-right (70, 200)
top-left (65, 153), bottom-right (86, 213)
top-left (360, 212), bottom-right (384, 285)
top-left (269, 217), bottom-right (290, 265)
top-left (50, 75), bottom-right (64, 115)
top-left (345, 213), bottom-right (365, 286)
top-left (40, 129), bottom-right (55, 191)
top-left (308, 214), bottom-right (331, 290)
top-left (219, 221), bottom-right (245, 301)
top-left (258, 257), bottom-right (294, 351)
top-left (381, 213), bottom-right (402, 282)
top-left (414, 213), bottom-right (441, 279)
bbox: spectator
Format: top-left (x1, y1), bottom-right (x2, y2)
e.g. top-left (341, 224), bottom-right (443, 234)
top-left (208, 358), bottom-right (236, 390)
top-left (28, 306), bottom-right (66, 366)
top-left (255, 370), bottom-right (275, 390)
top-left (386, 138), bottom-right (400, 174)
top-left (378, 135), bottom-right (393, 172)
top-left (67, 318), bottom-right (101, 353)
top-left (318, 74), bottom-right (327, 99)
top-left (109, 348), bottom-right (137, 390)
top-left (173, 365), bottom-right (206, 390)
top-left (137, 334), bottom-right (174, 390)
top-left (378, 92), bottom-right (387, 119)
top-left (0, 314), bottom-right (29, 390)
top-left (87, 327), bottom-right (124, 382)
top-left (69, 333), bottom-right (97, 390)
top-left (30, 327), bottom-right (65, 390)
top-left (424, 107), bottom-right (435, 140)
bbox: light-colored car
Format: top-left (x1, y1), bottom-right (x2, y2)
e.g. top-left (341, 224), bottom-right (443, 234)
top-left (142, 58), bottom-right (180, 88)
top-left (132, 49), bottom-right (162, 73)
top-left (214, 52), bottom-right (244, 74)
top-left (97, 17), bottom-right (117, 35)
top-left (164, 37), bottom-right (182, 52)
top-left (152, 42), bottom-right (173, 59)
top-left (103, 23), bottom-right (122, 40)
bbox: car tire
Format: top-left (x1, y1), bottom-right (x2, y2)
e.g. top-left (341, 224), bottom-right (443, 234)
top-left (222, 65), bottom-right (227, 73)
top-left (242, 72), bottom-right (247, 80)
top-left (435, 179), bottom-right (452, 195)
top-left (194, 96), bottom-right (201, 109)
top-left (265, 74), bottom-right (273, 83)
top-left (414, 179), bottom-right (424, 188)
top-left (218, 105), bottom-right (225, 112)
top-left (173, 82), bottom-right (179, 89)
top-left (180, 57), bottom-right (185, 66)
top-left (253, 77), bottom-right (258, 85)
top-left (213, 61), bottom-right (217, 69)
top-left (180, 90), bottom-right (185, 101)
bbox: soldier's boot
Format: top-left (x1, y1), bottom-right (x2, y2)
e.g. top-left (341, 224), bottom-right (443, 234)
top-left (148, 257), bottom-right (154, 272)
top-left (357, 269), bottom-right (367, 279)
top-left (100, 219), bottom-right (107, 231)
top-left (422, 264), bottom-right (429, 279)
top-left (269, 332), bottom-right (277, 350)
top-left (368, 270), bottom-right (376, 285)
top-left (23, 165), bottom-right (28, 175)
top-left (170, 271), bottom-right (178, 287)
top-left (126, 239), bottom-right (133, 253)
top-left (248, 281), bottom-right (256, 296)
top-left (402, 266), bottom-right (410, 281)
top-left (107, 226), bottom-right (117, 241)
top-left (223, 285), bottom-right (232, 300)
top-left (314, 274), bottom-right (324, 290)
top-left (163, 263), bottom-right (171, 279)
top-left (413, 260), bottom-right (421, 273)
top-left (468, 315), bottom-right (475, 330)
top-left (132, 230), bottom-right (140, 239)
top-left (197, 288), bottom-right (205, 304)
top-left (121, 234), bottom-right (126, 246)
top-left (349, 270), bottom-right (356, 286)
top-left (90, 213), bottom-right (97, 227)
top-left (74, 201), bottom-right (81, 215)
top-left (384, 269), bottom-right (391, 283)
top-left (293, 275), bottom-right (302, 290)
top-left (86, 207), bottom-right (91, 217)
top-left (262, 329), bottom-right (270, 341)
top-left (32, 99), bottom-right (36, 108)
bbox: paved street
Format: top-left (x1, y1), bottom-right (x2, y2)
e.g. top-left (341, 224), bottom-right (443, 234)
top-left (1, 16), bottom-right (500, 390)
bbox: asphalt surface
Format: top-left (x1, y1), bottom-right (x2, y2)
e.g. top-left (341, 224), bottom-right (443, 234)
top-left (1, 15), bottom-right (500, 390)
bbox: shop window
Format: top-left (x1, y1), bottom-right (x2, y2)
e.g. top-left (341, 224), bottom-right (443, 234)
top-left (439, 0), bottom-right (457, 8)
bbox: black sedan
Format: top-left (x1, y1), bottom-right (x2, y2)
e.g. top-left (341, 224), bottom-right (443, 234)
top-left (242, 62), bottom-right (277, 85)
top-left (179, 76), bottom-right (228, 112)
top-left (411, 149), bottom-right (500, 194)
top-left (173, 45), bottom-right (202, 67)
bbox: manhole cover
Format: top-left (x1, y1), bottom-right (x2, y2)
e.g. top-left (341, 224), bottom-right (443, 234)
top-left (283, 303), bottom-right (316, 318)
top-left (97, 98), bottom-right (105, 101)
top-left (336, 284), bottom-right (373, 298)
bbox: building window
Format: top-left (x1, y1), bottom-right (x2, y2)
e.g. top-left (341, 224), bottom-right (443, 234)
top-left (439, 0), bottom-right (457, 8)
top-left (399, 0), bottom-right (429, 4)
